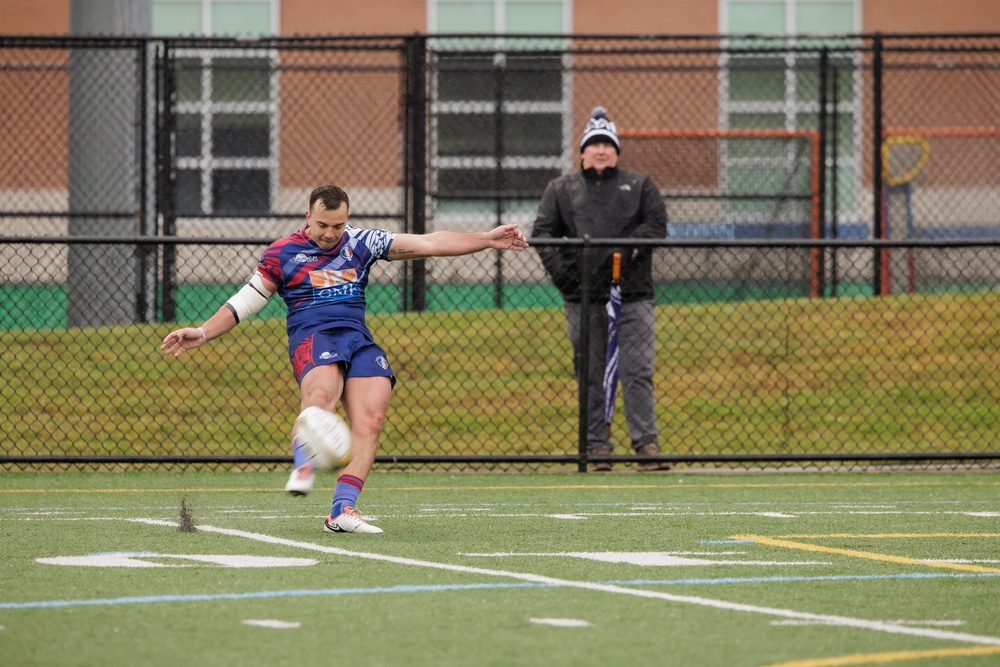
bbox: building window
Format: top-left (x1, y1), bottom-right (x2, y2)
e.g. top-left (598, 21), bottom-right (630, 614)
top-left (154, 0), bottom-right (278, 215)
top-left (721, 0), bottom-right (862, 230)
top-left (429, 0), bottom-right (571, 222)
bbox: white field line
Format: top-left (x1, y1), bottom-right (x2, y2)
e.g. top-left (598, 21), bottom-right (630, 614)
top-left (771, 619), bottom-right (967, 627)
top-left (132, 519), bottom-right (1000, 647)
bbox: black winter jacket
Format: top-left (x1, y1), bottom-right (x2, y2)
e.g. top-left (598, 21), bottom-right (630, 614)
top-left (531, 165), bottom-right (667, 304)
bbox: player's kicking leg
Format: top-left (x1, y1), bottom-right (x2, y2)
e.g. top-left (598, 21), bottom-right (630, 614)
top-left (320, 374), bottom-right (392, 534)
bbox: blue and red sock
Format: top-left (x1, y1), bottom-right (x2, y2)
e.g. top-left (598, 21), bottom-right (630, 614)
top-left (292, 435), bottom-right (311, 469)
top-left (331, 474), bottom-right (364, 517)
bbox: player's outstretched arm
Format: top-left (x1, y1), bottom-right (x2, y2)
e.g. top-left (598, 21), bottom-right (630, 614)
top-left (160, 273), bottom-right (277, 358)
top-left (160, 307), bottom-right (237, 358)
top-left (388, 224), bottom-right (528, 261)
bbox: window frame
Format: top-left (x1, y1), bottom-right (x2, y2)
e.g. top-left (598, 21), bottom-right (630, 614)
top-left (155, 0), bottom-right (280, 216)
top-left (428, 0), bottom-right (574, 226)
top-left (172, 46), bottom-right (280, 215)
top-left (719, 0), bottom-right (864, 228)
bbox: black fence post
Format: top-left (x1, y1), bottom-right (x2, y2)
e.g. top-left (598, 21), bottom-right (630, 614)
top-left (158, 38), bottom-right (178, 323)
top-left (136, 39), bottom-right (152, 323)
top-left (829, 63), bottom-right (841, 296)
top-left (816, 47), bottom-right (829, 297)
top-left (493, 51), bottom-right (507, 310)
top-left (577, 237), bottom-right (592, 473)
top-left (404, 35), bottom-right (428, 313)
top-left (871, 33), bottom-right (886, 296)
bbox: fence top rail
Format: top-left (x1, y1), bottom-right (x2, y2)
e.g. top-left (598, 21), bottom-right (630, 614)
top-left (2, 32), bottom-right (999, 50)
top-left (4, 236), bottom-right (1000, 249)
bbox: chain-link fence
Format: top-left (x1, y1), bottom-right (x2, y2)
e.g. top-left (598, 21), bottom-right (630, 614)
top-left (2, 33), bottom-right (999, 470)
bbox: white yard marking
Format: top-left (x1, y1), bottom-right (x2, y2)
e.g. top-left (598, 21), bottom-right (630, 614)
top-left (131, 519), bottom-right (1000, 647)
top-left (458, 552), bottom-right (828, 567)
top-left (36, 553), bottom-right (317, 568)
top-left (460, 551), bottom-right (750, 557)
top-left (889, 620), bottom-right (967, 626)
top-left (771, 619), bottom-right (966, 627)
top-left (419, 508), bottom-right (492, 512)
top-left (529, 617), bottom-right (592, 628)
top-left (242, 619), bottom-right (302, 629)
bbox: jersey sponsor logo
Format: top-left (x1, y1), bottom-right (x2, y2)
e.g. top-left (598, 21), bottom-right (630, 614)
top-left (293, 252), bottom-right (313, 263)
top-left (619, 183), bottom-right (632, 191)
top-left (309, 268), bottom-right (358, 288)
top-left (319, 351), bottom-right (340, 360)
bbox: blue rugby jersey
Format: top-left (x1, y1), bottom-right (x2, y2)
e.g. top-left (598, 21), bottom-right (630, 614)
top-left (256, 224), bottom-right (395, 354)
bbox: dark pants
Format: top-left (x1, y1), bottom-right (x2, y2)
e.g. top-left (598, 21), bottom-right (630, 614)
top-left (565, 299), bottom-right (658, 452)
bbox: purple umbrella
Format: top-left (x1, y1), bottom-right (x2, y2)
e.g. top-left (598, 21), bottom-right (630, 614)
top-left (603, 252), bottom-right (622, 436)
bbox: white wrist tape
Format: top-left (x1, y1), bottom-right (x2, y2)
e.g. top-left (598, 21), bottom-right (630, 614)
top-left (225, 273), bottom-right (271, 323)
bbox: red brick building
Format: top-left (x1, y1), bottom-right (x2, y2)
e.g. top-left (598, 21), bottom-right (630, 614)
top-left (2, 1), bottom-right (997, 228)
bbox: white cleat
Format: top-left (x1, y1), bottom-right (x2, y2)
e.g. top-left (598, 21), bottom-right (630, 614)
top-left (323, 506), bottom-right (383, 534)
top-left (284, 463), bottom-right (315, 497)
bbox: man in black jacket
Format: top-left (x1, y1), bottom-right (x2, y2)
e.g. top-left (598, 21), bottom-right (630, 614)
top-left (532, 106), bottom-right (670, 472)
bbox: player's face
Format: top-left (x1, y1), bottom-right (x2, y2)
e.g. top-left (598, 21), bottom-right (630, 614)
top-left (581, 140), bottom-right (619, 174)
top-left (305, 202), bottom-right (349, 250)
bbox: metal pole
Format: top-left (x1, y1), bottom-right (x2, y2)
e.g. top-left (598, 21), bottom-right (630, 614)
top-left (136, 39), bottom-right (152, 322)
top-left (67, 0), bottom-right (151, 326)
top-left (405, 35), bottom-right (428, 312)
top-left (816, 48), bottom-right (829, 297)
top-left (159, 39), bottom-right (178, 323)
top-left (871, 34), bottom-right (886, 296)
top-left (493, 51), bottom-right (506, 309)
top-left (577, 237), bottom-right (592, 473)
top-left (830, 64), bottom-right (841, 296)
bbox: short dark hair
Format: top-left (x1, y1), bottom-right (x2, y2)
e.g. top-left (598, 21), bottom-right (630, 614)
top-left (309, 184), bottom-right (350, 213)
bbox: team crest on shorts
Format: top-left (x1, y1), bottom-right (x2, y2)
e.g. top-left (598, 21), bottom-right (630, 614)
top-left (375, 355), bottom-right (389, 370)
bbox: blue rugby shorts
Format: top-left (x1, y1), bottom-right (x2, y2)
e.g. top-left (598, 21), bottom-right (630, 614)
top-left (291, 329), bottom-right (396, 387)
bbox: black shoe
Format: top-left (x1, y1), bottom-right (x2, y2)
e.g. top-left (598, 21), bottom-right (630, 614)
top-left (590, 445), bottom-right (613, 472)
top-left (635, 442), bottom-right (671, 471)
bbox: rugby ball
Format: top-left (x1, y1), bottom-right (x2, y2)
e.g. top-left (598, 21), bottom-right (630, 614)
top-left (294, 406), bottom-right (352, 470)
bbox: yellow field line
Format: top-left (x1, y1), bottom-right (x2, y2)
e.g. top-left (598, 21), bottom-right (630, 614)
top-left (763, 645), bottom-right (1000, 666)
top-left (733, 534), bottom-right (1000, 574)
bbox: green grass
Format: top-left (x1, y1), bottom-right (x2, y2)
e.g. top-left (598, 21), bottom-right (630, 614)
top-left (1, 471), bottom-right (999, 666)
top-left (2, 291), bottom-right (999, 462)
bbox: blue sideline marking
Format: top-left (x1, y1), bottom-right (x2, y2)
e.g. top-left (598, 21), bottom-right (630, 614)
top-left (3, 572), bottom-right (998, 610)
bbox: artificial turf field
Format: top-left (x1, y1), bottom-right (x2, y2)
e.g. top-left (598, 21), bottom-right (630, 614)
top-left (1, 470), bottom-right (999, 666)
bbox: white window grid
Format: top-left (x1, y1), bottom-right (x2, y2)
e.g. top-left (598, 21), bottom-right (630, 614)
top-left (428, 43), bottom-right (574, 226)
top-left (173, 46), bottom-right (281, 215)
top-left (719, 0), bottom-right (864, 225)
top-left (428, 0), bottom-right (574, 226)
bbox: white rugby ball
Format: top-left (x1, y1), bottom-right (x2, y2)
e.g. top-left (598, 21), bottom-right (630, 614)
top-left (294, 406), bottom-right (352, 470)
